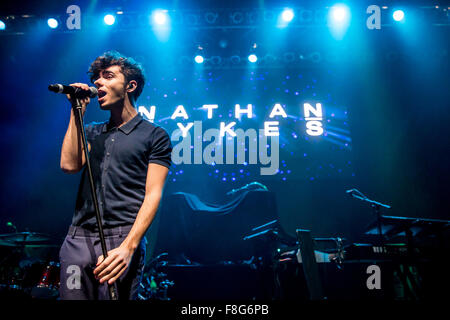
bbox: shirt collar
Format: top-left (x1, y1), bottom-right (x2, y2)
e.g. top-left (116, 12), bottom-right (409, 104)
top-left (102, 113), bottom-right (143, 134)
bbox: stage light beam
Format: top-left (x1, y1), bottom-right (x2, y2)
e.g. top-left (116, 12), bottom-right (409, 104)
top-left (150, 10), bottom-right (171, 41)
top-left (0, 20), bottom-right (5, 30)
top-left (104, 14), bottom-right (116, 26)
top-left (47, 18), bottom-right (58, 29)
top-left (327, 4), bottom-right (351, 40)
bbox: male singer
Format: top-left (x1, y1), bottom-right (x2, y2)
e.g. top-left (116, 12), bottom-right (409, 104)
top-left (59, 51), bottom-right (172, 300)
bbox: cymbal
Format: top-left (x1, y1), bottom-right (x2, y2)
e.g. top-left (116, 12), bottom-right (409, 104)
top-left (0, 241), bottom-right (59, 248)
top-left (0, 232), bottom-right (52, 244)
top-left (0, 239), bottom-right (16, 247)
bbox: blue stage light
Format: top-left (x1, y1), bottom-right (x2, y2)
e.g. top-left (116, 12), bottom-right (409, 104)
top-left (330, 4), bottom-right (350, 23)
top-left (47, 18), bottom-right (58, 29)
top-left (393, 10), bottom-right (404, 22)
top-left (152, 10), bottom-right (169, 25)
top-left (327, 4), bottom-right (351, 40)
top-left (248, 54), bottom-right (258, 63)
top-left (150, 10), bottom-right (171, 41)
top-left (194, 55), bottom-right (204, 64)
top-left (281, 8), bottom-right (294, 22)
top-left (104, 14), bottom-right (116, 26)
top-left (0, 20), bottom-right (5, 31)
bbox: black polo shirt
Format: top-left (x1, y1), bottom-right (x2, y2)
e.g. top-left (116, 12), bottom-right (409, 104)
top-left (72, 114), bottom-right (172, 230)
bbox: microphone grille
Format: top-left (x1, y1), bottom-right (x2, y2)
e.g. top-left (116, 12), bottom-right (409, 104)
top-left (48, 84), bottom-right (63, 93)
top-left (89, 87), bottom-right (98, 98)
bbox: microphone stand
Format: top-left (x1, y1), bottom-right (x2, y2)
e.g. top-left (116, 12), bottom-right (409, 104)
top-left (349, 190), bottom-right (391, 247)
top-left (73, 98), bottom-right (118, 300)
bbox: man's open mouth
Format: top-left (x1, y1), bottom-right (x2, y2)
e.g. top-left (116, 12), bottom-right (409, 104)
top-left (98, 90), bottom-right (107, 99)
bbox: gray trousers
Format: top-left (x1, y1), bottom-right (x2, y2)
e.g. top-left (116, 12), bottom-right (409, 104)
top-left (59, 225), bottom-right (146, 300)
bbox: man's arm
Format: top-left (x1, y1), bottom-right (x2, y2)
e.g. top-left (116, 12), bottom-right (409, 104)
top-left (60, 83), bottom-right (91, 174)
top-left (93, 163), bottom-right (169, 285)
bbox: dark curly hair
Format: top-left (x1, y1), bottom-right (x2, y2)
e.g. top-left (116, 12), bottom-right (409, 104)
top-left (88, 51), bottom-right (145, 104)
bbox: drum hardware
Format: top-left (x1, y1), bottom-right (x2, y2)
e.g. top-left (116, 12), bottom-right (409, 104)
top-left (0, 231), bottom-right (60, 299)
top-left (137, 253), bottom-right (174, 300)
top-left (29, 261), bottom-right (60, 299)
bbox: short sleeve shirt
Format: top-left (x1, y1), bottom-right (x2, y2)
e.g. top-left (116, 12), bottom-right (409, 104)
top-left (72, 114), bottom-right (172, 230)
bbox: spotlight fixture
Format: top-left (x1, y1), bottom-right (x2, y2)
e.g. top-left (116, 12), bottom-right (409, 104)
top-left (248, 54), bottom-right (258, 63)
top-left (195, 55), bottom-right (204, 64)
top-left (330, 5), bottom-right (349, 23)
top-left (47, 18), bottom-right (58, 29)
top-left (281, 8), bottom-right (294, 22)
top-left (393, 10), bottom-right (405, 22)
top-left (230, 55), bottom-right (241, 65)
top-left (104, 14), bottom-right (116, 25)
top-left (152, 10), bottom-right (169, 25)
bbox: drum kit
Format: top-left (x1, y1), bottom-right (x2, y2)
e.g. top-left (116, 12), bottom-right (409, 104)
top-left (0, 231), bottom-right (62, 299)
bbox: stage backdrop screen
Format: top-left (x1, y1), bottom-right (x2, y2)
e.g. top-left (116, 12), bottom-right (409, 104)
top-left (137, 68), bottom-right (353, 183)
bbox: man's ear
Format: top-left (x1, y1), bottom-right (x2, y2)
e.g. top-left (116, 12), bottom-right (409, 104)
top-left (126, 80), bottom-right (138, 93)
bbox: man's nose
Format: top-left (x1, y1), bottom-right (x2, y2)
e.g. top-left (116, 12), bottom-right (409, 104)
top-left (94, 78), bottom-right (102, 87)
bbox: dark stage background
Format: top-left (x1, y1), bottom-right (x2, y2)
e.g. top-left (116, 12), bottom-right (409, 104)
top-left (0, 1), bottom-right (448, 261)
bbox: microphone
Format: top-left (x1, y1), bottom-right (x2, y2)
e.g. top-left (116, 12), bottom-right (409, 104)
top-left (48, 84), bottom-right (98, 98)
